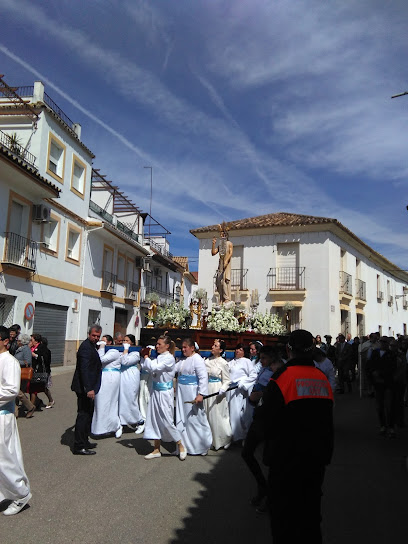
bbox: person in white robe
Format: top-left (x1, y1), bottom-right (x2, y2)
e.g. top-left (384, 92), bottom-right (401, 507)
top-left (204, 339), bottom-right (232, 450)
top-left (227, 344), bottom-right (257, 442)
top-left (118, 334), bottom-right (143, 437)
top-left (0, 327), bottom-right (32, 516)
top-left (175, 339), bottom-right (212, 455)
top-left (141, 335), bottom-right (186, 460)
top-left (91, 335), bottom-right (121, 437)
top-left (136, 345), bottom-right (153, 434)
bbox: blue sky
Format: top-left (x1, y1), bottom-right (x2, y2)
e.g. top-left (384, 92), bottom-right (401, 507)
top-left (1, 0), bottom-right (408, 271)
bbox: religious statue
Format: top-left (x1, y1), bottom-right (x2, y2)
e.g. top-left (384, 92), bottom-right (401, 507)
top-left (212, 222), bottom-right (233, 305)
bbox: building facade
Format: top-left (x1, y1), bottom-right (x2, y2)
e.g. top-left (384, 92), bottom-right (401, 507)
top-left (0, 77), bottom-right (194, 364)
top-left (191, 212), bottom-right (408, 338)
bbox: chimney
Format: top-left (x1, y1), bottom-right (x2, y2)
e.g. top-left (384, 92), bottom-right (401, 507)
top-left (72, 123), bottom-right (82, 139)
top-left (33, 81), bottom-right (44, 104)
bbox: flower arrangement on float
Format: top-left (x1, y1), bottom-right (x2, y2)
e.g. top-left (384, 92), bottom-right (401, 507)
top-left (206, 306), bottom-right (241, 332)
top-left (250, 312), bottom-right (286, 335)
top-left (156, 302), bottom-right (190, 328)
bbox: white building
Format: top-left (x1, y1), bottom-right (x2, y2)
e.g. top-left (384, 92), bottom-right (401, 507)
top-left (191, 212), bottom-right (408, 338)
top-left (0, 77), bottom-right (194, 364)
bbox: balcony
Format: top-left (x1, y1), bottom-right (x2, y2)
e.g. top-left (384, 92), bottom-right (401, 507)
top-left (125, 281), bottom-right (139, 301)
top-left (355, 279), bottom-right (366, 301)
top-left (388, 295), bottom-right (394, 307)
top-left (101, 271), bottom-right (117, 294)
top-left (377, 291), bottom-right (384, 302)
top-left (2, 232), bottom-right (37, 271)
top-left (89, 201), bottom-right (141, 244)
top-left (267, 267), bottom-right (305, 291)
top-left (213, 268), bottom-right (248, 292)
top-left (0, 129), bottom-right (37, 169)
top-left (148, 238), bottom-right (173, 259)
top-left (339, 271), bottom-right (352, 296)
top-left (141, 286), bottom-right (174, 306)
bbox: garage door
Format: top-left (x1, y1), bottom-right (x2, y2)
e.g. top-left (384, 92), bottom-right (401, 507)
top-left (33, 302), bottom-right (68, 366)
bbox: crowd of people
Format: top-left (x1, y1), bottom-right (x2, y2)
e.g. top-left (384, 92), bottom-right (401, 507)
top-left (2, 319), bottom-right (407, 540)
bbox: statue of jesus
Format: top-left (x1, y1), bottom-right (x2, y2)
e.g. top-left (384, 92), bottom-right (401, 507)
top-left (212, 222), bottom-right (233, 304)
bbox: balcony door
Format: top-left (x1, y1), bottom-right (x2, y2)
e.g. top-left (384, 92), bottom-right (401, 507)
top-left (276, 243), bottom-right (299, 289)
top-left (7, 200), bottom-right (29, 266)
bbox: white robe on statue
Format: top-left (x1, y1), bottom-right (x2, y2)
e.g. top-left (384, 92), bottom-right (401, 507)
top-left (204, 356), bottom-right (232, 450)
top-left (91, 347), bottom-right (121, 435)
top-left (175, 353), bottom-right (212, 455)
top-left (142, 352), bottom-right (182, 443)
top-left (119, 351), bottom-right (142, 426)
top-left (227, 357), bottom-right (257, 441)
top-left (0, 351), bottom-right (31, 502)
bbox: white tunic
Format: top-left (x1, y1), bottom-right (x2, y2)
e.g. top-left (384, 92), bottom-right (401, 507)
top-left (0, 351), bottom-right (30, 501)
top-left (204, 356), bottom-right (232, 450)
top-left (139, 368), bottom-right (151, 421)
top-left (227, 357), bottom-right (256, 441)
top-left (91, 347), bottom-right (121, 435)
top-left (142, 352), bottom-right (182, 443)
top-left (119, 351), bottom-right (142, 426)
top-left (175, 354), bottom-right (212, 455)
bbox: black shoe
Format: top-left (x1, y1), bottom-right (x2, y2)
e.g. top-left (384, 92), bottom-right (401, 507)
top-left (73, 448), bottom-right (96, 456)
top-left (86, 442), bottom-right (97, 449)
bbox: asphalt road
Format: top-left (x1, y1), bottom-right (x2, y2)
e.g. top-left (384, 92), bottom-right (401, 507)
top-left (1, 369), bottom-right (407, 544)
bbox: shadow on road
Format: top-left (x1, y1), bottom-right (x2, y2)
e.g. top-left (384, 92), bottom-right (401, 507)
top-left (169, 444), bottom-right (270, 544)
top-left (60, 425), bottom-right (75, 450)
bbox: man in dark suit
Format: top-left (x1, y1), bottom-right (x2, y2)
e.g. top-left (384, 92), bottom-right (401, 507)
top-left (71, 324), bottom-right (102, 455)
top-left (335, 333), bottom-right (353, 393)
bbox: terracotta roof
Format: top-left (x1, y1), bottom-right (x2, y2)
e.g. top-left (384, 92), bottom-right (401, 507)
top-left (173, 256), bottom-right (189, 270)
top-left (191, 271), bottom-right (198, 282)
top-left (190, 212), bottom-right (335, 234)
top-left (190, 212), bottom-right (408, 281)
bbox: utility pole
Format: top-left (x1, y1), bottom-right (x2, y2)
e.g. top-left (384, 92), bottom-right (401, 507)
top-left (144, 166), bottom-right (152, 238)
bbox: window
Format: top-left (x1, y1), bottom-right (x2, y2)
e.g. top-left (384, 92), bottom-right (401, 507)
top-left (71, 155), bottom-right (86, 197)
top-left (47, 134), bottom-right (66, 182)
top-left (117, 254), bottom-right (125, 283)
top-left (88, 310), bottom-right (101, 329)
top-left (41, 214), bottom-right (60, 255)
top-left (66, 224), bottom-right (82, 264)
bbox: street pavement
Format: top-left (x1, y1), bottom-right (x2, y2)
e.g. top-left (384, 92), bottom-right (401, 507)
top-left (1, 370), bottom-right (407, 544)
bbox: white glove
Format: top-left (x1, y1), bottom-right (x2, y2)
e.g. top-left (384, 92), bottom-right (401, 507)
top-left (97, 341), bottom-right (106, 347)
top-left (218, 388), bottom-right (225, 395)
top-left (123, 343), bottom-right (130, 351)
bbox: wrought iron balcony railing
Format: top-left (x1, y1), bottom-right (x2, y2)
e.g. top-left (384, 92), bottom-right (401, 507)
top-left (89, 201), bottom-right (141, 244)
top-left (267, 267), bottom-right (305, 290)
top-left (2, 232), bottom-right (37, 270)
top-left (0, 129), bottom-right (37, 169)
top-left (125, 281), bottom-right (139, 300)
top-left (355, 279), bottom-right (366, 301)
top-left (339, 271), bottom-right (352, 296)
top-left (141, 286), bottom-right (174, 306)
top-left (101, 271), bottom-right (117, 294)
top-left (147, 238), bottom-right (173, 259)
top-left (213, 268), bottom-right (248, 291)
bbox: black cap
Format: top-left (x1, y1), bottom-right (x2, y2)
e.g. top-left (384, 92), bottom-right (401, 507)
top-left (287, 329), bottom-right (314, 353)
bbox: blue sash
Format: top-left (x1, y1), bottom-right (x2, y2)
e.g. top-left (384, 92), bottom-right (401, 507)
top-left (103, 368), bottom-right (120, 372)
top-left (140, 369), bottom-right (149, 376)
top-left (208, 376), bottom-right (221, 383)
top-left (153, 380), bottom-right (173, 392)
top-left (178, 374), bottom-right (199, 386)
top-left (0, 401), bottom-right (15, 415)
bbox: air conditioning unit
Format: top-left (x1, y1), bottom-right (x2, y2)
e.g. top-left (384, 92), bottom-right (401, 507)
top-left (33, 204), bottom-right (51, 222)
top-left (135, 256), bottom-right (143, 268)
top-left (143, 258), bottom-right (151, 272)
